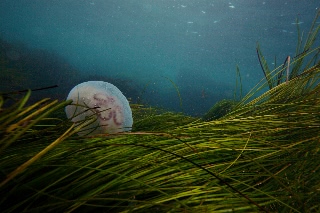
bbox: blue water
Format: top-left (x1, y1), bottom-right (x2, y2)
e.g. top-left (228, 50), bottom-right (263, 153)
top-left (0, 0), bottom-right (319, 116)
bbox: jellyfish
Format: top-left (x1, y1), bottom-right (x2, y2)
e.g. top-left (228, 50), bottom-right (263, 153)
top-left (65, 81), bottom-right (133, 136)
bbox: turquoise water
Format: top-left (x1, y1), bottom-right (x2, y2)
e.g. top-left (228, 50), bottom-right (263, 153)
top-left (0, 0), bottom-right (319, 115)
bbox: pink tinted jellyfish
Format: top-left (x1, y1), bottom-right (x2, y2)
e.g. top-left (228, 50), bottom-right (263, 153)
top-left (65, 81), bottom-right (133, 136)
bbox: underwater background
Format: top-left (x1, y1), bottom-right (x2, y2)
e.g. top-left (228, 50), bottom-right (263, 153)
top-left (0, 0), bottom-right (319, 116)
top-left (1, 1), bottom-right (320, 212)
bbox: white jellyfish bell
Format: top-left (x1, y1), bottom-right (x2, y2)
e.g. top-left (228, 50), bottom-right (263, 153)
top-left (65, 81), bottom-right (133, 136)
